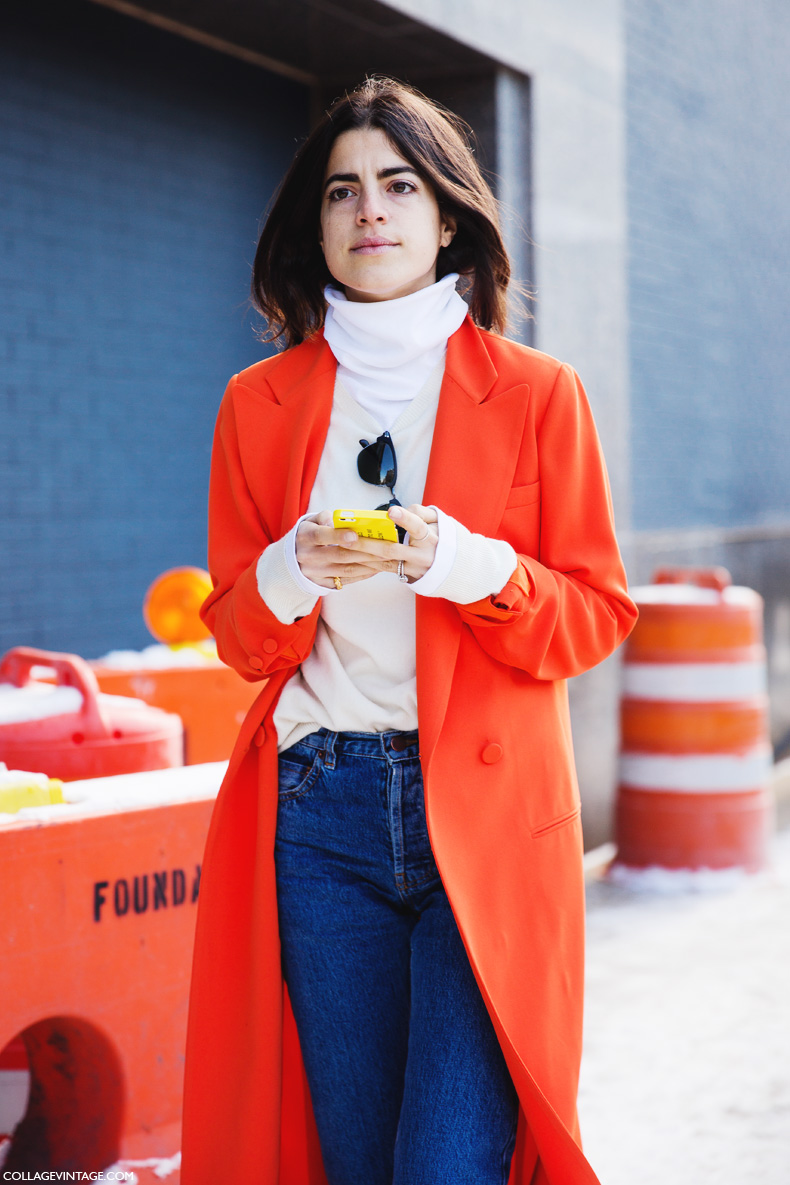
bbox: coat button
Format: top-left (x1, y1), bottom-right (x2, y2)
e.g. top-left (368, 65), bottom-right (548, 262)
top-left (262, 639), bottom-right (277, 654)
top-left (249, 656), bottom-right (263, 670)
top-left (253, 726), bottom-right (266, 747)
top-left (481, 743), bottom-right (503, 764)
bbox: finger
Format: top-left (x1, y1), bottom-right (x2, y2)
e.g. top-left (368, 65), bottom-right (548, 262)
top-left (406, 504), bottom-right (439, 524)
top-left (339, 536), bottom-right (412, 561)
top-left (320, 564), bottom-right (381, 585)
top-left (388, 505), bottom-right (437, 543)
top-left (304, 561), bottom-right (382, 587)
top-left (299, 522), bottom-right (360, 547)
top-left (299, 544), bottom-right (394, 570)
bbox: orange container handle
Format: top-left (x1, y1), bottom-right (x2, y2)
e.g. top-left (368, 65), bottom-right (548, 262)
top-left (0, 647), bottom-right (113, 740)
top-left (652, 566), bottom-right (732, 593)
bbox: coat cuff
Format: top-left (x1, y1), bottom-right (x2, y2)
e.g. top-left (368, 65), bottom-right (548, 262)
top-left (407, 506), bottom-right (456, 596)
top-left (454, 561), bottom-right (533, 621)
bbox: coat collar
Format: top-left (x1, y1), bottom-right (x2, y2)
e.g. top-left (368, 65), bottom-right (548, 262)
top-left (262, 314), bottom-right (498, 408)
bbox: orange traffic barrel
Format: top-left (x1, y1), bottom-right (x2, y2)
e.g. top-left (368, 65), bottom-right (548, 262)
top-left (613, 567), bottom-right (774, 872)
top-left (0, 648), bottom-right (183, 780)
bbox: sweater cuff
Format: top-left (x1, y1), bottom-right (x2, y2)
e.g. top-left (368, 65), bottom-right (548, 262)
top-left (255, 519), bottom-right (321, 625)
top-left (424, 515), bottom-right (519, 604)
top-left (408, 506), bottom-right (457, 596)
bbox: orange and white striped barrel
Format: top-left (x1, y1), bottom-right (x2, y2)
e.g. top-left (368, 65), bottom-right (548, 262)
top-left (614, 567), bottom-right (774, 872)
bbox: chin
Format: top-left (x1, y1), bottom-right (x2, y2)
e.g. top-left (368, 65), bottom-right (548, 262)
top-left (353, 272), bottom-right (436, 301)
top-left (342, 277), bottom-right (412, 302)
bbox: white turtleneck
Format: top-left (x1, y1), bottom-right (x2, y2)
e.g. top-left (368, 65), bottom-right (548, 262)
top-left (255, 275), bottom-right (518, 752)
top-left (323, 270), bottom-right (468, 429)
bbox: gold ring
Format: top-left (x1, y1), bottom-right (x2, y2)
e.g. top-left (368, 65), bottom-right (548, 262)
top-left (333, 576), bottom-right (343, 590)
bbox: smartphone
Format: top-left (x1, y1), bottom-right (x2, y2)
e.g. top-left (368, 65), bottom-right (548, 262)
top-left (333, 509), bottom-right (400, 543)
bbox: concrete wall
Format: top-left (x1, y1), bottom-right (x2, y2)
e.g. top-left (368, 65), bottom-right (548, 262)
top-left (624, 0), bottom-right (790, 754)
top-left (626, 0), bottom-right (790, 532)
top-left (0, 0), bottom-right (308, 657)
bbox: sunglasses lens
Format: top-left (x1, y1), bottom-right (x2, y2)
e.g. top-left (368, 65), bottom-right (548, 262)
top-left (358, 433), bottom-right (397, 489)
top-left (378, 439), bottom-right (396, 488)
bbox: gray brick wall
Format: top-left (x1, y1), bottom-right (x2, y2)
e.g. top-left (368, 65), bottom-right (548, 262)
top-left (626, 0), bottom-right (790, 530)
top-left (0, 0), bottom-right (308, 657)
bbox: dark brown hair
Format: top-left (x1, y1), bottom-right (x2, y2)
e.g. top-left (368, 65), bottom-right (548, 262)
top-left (251, 76), bottom-right (512, 348)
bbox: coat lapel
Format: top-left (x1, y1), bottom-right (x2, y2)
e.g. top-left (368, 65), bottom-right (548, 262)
top-left (234, 333), bottom-right (337, 538)
top-left (418, 318), bottom-right (532, 771)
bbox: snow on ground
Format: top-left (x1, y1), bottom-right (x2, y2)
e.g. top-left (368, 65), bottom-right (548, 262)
top-left (579, 828), bottom-right (790, 1185)
top-left (107, 1152), bottom-right (181, 1181)
top-left (96, 643), bottom-right (218, 669)
top-left (0, 762), bottom-right (226, 824)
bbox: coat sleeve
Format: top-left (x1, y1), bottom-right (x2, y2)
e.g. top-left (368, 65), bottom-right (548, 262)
top-left (199, 376), bottom-right (321, 681)
top-left (454, 363), bottom-right (638, 680)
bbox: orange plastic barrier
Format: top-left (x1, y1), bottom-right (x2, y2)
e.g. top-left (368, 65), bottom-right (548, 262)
top-left (614, 568), bottom-right (774, 871)
top-left (0, 648), bottom-right (183, 780)
top-left (90, 663), bottom-right (260, 765)
top-left (0, 763), bottom-right (222, 1176)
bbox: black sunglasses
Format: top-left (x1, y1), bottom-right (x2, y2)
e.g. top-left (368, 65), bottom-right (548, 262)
top-left (357, 431), bottom-right (406, 543)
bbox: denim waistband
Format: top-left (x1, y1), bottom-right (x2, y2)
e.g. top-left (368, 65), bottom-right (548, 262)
top-left (294, 727), bottom-right (420, 761)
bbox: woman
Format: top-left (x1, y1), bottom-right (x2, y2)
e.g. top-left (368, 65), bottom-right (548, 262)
top-left (181, 77), bottom-right (637, 1185)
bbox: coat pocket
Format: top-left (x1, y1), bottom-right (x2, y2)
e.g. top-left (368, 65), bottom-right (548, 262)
top-left (504, 481), bottom-right (541, 509)
top-left (530, 804), bottom-right (581, 839)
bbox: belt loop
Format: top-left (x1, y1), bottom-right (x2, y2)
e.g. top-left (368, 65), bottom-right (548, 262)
top-left (323, 730), bottom-right (337, 770)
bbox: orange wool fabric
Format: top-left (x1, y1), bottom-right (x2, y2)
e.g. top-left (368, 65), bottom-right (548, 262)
top-left (181, 317), bottom-right (638, 1185)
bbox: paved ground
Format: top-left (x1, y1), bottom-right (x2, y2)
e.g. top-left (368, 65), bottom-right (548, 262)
top-left (578, 827), bottom-right (790, 1185)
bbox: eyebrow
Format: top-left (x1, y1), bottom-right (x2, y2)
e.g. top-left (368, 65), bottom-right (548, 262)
top-left (324, 166), bottom-right (419, 190)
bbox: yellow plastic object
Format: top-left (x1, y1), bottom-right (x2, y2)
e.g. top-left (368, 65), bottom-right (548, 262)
top-left (332, 508), bottom-right (399, 543)
top-left (0, 767), bottom-right (64, 814)
top-left (143, 567), bottom-right (213, 645)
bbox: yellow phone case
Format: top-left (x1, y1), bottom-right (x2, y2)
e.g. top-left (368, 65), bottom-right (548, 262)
top-left (333, 508), bottom-right (399, 543)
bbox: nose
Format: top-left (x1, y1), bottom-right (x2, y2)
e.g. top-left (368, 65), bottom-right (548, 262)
top-left (355, 186), bottom-right (387, 226)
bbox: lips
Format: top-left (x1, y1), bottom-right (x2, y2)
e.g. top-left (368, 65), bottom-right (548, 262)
top-left (351, 237), bottom-right (398, 253)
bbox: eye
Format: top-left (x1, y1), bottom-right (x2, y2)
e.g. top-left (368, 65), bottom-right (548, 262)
top-left (390, 180), bottom-right (417, 194)
top-left (328, 186), bottom-right (354, 202)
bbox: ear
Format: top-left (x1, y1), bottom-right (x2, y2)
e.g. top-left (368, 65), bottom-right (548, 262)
top-left (439, 214), bottom-right (457, 249)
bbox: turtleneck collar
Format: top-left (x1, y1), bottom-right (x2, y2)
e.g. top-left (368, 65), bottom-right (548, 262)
top-left (322, 272), bottom-right (468, 427)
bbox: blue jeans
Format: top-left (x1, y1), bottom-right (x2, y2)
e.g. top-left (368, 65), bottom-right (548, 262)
top-left (274, 728), bottom-right (519, 1185)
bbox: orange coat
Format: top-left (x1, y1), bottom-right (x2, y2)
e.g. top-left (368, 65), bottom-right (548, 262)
top-left (181, 317), bottom-right (637, 1185)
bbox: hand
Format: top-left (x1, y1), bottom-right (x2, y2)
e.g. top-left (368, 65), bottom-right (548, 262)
top-left (295, 505), bottom-right (439, 588)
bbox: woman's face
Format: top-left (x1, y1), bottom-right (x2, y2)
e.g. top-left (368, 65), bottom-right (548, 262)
top-left (319, 126), bottom-right (456, 303)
